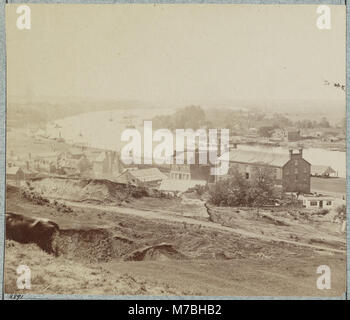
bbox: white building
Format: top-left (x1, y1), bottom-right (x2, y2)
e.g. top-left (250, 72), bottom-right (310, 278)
top-left (300, 195), bottom-right (335, 209)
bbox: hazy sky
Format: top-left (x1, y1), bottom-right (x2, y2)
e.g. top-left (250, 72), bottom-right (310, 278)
top-left (6, 4), bottom-right (346, 105)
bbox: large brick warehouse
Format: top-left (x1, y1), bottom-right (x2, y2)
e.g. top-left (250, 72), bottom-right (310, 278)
top-left (218, 148), bottom-right (311, 194)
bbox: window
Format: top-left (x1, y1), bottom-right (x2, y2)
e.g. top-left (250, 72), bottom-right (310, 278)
top-left (245, 172), bottom-right (250, 179)
top-left (310, 201), bottom-right (318, 206)
top-left (326, 201), bottom-right (332, 206)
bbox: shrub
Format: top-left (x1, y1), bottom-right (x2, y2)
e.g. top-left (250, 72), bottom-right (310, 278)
top-left (209, 166), bottom-right (278, 208)
top-left (336, 204), bottom-right (346, 215)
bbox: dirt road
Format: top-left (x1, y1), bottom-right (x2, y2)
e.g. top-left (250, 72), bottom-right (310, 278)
top-left (67, 201), bottom-right (346, 254)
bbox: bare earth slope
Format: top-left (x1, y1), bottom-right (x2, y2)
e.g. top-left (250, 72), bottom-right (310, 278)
top-left (5, 180), bottom-right (346, 297)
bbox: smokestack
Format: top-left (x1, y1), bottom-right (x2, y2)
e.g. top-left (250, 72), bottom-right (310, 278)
top-left (289, 149), bottom-right (293, 159)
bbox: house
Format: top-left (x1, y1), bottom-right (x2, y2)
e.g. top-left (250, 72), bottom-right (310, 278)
top-left (6, 166), bottom-right (25, 185)
top-left (311, 165), bottom-right (337, 177)
top-left (218, 148), bottom-right (311, 193)
top-left (116, 167), bottom-right (167, 187)
top-left (300, 195), bottom-right (335, 209)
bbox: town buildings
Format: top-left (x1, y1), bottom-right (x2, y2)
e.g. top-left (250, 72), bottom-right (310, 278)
top-left (311, 165), bottom-right (338, 177)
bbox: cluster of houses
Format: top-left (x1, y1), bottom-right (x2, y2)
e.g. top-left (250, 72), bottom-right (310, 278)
top-left (242, 126), bottom-right (345, 146)
top-left (6, 142), bottom-right (343, 210)
top-left (6, 147), bottom-right (120, 182)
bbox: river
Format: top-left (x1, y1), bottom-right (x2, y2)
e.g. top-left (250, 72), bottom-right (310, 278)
top-left (48, 110), bottom-right (346, 178)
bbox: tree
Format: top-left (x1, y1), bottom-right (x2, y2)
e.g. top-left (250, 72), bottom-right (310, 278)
top-left (208, 168), bottom-right (249, 206)
top-left (271, 114), bottom-right (293, 128)
top-left (152, 105), bottom-right (206, 130)
top-left (319, 117), bottom-right (330, 128)
top-left (249, 166), bottom-right (276, 215)
top-left (208, 166), bottom-right (277, 210)
top-left (258, 126), bottom-right (275, 138)
top-left (296, 119), bottom-right (313, 129)
top-left (336, 204), bottom-right (346, 215)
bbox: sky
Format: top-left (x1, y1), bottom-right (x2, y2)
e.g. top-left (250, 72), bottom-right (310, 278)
top-left (6, 4), bottom-right (346, 107)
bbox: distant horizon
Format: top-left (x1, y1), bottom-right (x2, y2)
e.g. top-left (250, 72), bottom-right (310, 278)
top-left (7, 94), bottom-right (345, 119)
top-left (6, 5), bottom-right (346, 107)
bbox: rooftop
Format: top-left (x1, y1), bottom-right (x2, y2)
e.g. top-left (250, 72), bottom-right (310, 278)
top-left (129, 168), bottom-right (167, 182)
top-left (218, 149), bottom-right (291, 167)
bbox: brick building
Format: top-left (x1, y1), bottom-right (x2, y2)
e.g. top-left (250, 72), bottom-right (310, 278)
top-left (218, 148), bottom-right (311, 193)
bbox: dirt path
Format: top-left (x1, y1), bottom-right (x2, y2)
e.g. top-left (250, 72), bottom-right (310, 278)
top-left (66, 201), bottom-right (346, 254)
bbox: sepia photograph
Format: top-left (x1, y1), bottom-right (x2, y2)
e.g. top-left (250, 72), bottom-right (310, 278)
top-left (2, 2), bottom-right (347, 300)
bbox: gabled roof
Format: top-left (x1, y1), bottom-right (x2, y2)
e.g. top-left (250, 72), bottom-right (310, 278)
top-left (301, 195), bottom-right (334, 201)
top-left (218, 150), bottom-right (290, 168)
top-left (129, 168), bottom-right (167, 182)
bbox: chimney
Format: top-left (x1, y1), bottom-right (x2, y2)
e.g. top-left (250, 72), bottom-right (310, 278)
top-left (289, 149), bottom-right (293, 159)
top-left (298, 148), bottom-right (303, 157)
